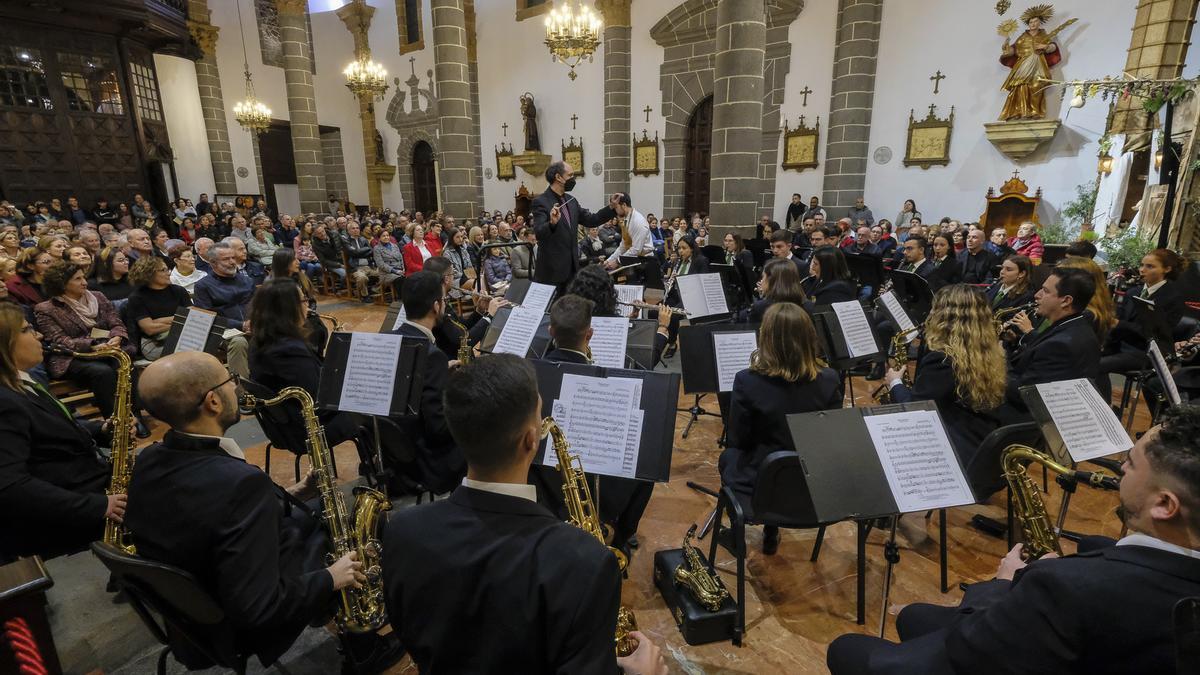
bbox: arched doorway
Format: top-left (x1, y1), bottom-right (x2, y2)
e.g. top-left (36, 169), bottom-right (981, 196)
top-left (684, 96), bottom-right (713, 218)
top-left (411, 140), bottom-right (438, 215)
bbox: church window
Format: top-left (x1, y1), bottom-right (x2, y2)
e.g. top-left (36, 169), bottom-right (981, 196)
top-left (398, 0), bottom-right (424, 55)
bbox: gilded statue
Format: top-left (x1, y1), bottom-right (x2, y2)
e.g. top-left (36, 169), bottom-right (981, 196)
top-left (997, 4), bottom-right (1077, 120)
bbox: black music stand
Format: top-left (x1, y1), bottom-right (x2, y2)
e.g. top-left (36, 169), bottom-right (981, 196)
top-left (811, 307), bottom-right (880, 404)
top-left (709, 262), bottom-right (753, 311)
top-left (677, 323), bottom-right (759, 438)
top-left (618, 255), bottom-right (664, 290)
top-left (379, 301), bottom-right (407, 333)
top-left (745, 238), bottom-right (770, 269)
top-left (478, 305), bottom-right (552, 359)
top-left (161, 308), bottom-right (228, 357)
top-left (886, 270), bottom-right (934, 323)
top-left (624, 318), bottom-right (662, 370)
top-left (844, 252), bottom-right (885, 300)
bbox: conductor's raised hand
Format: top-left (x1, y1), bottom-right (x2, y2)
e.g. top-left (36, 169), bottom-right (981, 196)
top-left (549, 204), bottom-right (561, 225)
top-left (609, 192), bottom-right (622, 209)
top-left (327, 550), bottom-right (366, 590)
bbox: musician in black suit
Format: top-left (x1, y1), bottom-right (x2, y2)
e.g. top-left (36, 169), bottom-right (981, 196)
top-left (1005, 267), bottom-right (1100, 408)
top-left (382, 353), bottom-right (666, 674)
top-left (422, 256), bottom-right (501, 360)
top-left (884, 285), bottom-right (1005, 463)
top-left (895, 236), bottom-right (934, 281)
top-left (1097, 248), bottom-right (1186, 402)
top-left (0, 305), bottom-right (118, 561)
top-left (387, 271), bottom-right (464, 494)
top-left (126, 351), bottom-right (400, 670)
top-left (769, 230), bottom-right (806, 277)
top-left (530, 161), bottom-right (618, 292)
top-left (719, 303), bottom-right (843, 554)
top-left (802, 246), bottom-right (857, 305)
top-left (926, 234), bottom-right (963, 292)
top-left (828, 405), bottom-right (1200, 675)
top-left (563, 265), bottom-right (671, 368)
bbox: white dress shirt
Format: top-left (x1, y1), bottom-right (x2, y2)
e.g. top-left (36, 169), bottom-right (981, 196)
top-left (462, 477), bottom-right (537, 503)
top-left (607, 208), bottom-right (655, 263)
top-left (1116, 532), bottom-right (1200, 560)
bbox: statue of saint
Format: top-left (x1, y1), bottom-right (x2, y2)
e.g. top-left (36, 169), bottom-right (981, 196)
top-left (374, 128), bottom-right (386, 165)
top-left (520, 93), bottom-right (540, 152)
top-left (998, 4), bottom-right (1076, 120)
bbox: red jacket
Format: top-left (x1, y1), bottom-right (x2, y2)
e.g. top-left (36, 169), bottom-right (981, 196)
top-left (403, 241), bottom-right (434, 275)
top-left (1008, 234), bottom-right (1045, 261)
top-left (34, 292), bottom-right (133, 378)
top-left (423, 231), bottom-right (444, 257)
top-left (5, 274), bottom-right (45, 307)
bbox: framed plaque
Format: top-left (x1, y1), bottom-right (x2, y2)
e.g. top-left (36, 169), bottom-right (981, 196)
top-left (904, 105), bottom-right (955, 169)
top-left (496, 142), bottom-right (516, 181)
top-left (782, 115), bottom-right (820, 171)
top-left (562, 137), bottom-right (584, 179)
top-left (633, 130), bottom-right (660, 176)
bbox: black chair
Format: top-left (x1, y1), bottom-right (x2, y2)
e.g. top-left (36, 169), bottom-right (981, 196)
top-left (242, 377), bottom-right (313, 483)
top-left (91, 542), bottom-right (259, 675)
top-left (1175, 597), bottom-right (1200, 673)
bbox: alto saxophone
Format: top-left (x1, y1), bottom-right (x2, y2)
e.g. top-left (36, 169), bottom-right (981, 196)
top-left (673, 524), bottom-right (729, 611)
top-left (242, 387), bottom-right (392, 632)
top-left (873, 326), bottom-right (920, 404)
top-left (541, 417), bottom-right (638, 656)
top-left (1002, 444), bottom-right (1120, 560)
top-left (448, 315), bottom-right (472, 364)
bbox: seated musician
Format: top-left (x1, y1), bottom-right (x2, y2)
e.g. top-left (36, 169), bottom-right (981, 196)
top-left (722, 232), bottom-right (755, 276)
top-left (0, 305), bottom-right (121, 561)
top-left (565, 264), bottom-right (670, 368)
top-left (387, 271), bottom-right (463, 494)
top-left (827, 405), bottom-right (1200, 674)
top-left (719, 302), bottom-right (842, 554)
top-left (422, 256), bottom-right (503, 360)
top-left (269, 248), bottom-right (329, 357)
top-left (957, 228), bottom-right (997, 285)
top-left (894, 235), bottom-right (934, 281)
top-left (749, 257), bottom-right (813, 323)
top-left (926, 234), bottom-right (963, 292)
top-left (1097, 248), bottom-right (1185, 403)
top-left (1055, 256), bottom-right (1119, 344)
top-left (801, 246), bottom-right (857, 305)
top-left (987, 254), bottom-right (1034, 315)
top-left (125, 352), bottom-right (400, 671)
top-left (1004, 267), bottom-right (1099, 409)
top-left (382, 353), bottom-right (666, 675)
top-left (193, 240), bottom-right (254, 379)
top-left (883, 285), bottom-right (1005, 463)
top-left (769, 229), bottom-right (806, 276)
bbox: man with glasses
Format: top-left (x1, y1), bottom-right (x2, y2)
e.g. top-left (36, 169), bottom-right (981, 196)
top-left (125, 351), bottom-right (402, 671)
top-left (194, 242), bottom-right (254, 379)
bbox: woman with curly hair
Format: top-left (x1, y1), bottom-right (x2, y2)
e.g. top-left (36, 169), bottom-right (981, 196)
top-left (884, 284), bottom-right (1007, 462)
top-left (564, 263), bottom-right (620, 317)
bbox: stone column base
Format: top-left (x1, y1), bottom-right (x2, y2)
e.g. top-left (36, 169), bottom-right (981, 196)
top-left (984, 119), bottom-right (1062, 160)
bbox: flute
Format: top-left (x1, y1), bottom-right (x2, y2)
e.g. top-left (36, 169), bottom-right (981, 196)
top-left (456, 286), bottom-right (521, 308)
top-left (617, 299), bottom-right (689, 316)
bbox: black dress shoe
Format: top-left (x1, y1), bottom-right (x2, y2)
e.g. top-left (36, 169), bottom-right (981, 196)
top-left (342, 632), bottom-right (404, 675)
top-left (865, 361), bottom-right (886, 381)
top-left (663, 343), bottom-right (678, 359)
top-left (762, 525), bottom-right (781, 555)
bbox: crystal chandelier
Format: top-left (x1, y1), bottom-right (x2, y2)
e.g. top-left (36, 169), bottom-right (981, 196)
top-left (544, 1), bottom-right (603, 81)
top-left (232, 0), bottom-right (271, 134)
top-left (344, 58), bottom-right (389, 99)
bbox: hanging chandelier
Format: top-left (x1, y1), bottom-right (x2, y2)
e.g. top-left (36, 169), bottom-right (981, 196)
top-left (344, 58), bottom-right (389, 99)
top-left (231, 0), bottom-right (271, 134)
top-left (544, 0), bottom-right (602, 81)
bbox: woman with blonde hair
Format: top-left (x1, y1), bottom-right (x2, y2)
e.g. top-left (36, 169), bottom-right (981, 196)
top-left (884, 284), bottom-right (1006, 462)
top-left (1055, 255), bottom-right (1117, 343)
top-left (719, 302), bottom-right (842, 554)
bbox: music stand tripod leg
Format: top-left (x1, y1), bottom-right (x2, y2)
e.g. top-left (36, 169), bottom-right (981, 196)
top-left (878, 518), bottom-right (901, 638)
top-left (371, 416), bottom-right (388, 498)
top-left (677, 393), bottom-right (721, 439)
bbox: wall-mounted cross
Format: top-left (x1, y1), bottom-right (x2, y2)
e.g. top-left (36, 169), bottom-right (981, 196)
top-left (928, 103), bottom-right (938, 117)
top-left (930, 70), bottom-right (946, 94)
top-left (570, 114), bottom-right (579, 129)
top-left (501, 123), bottom-right (508, 137)
top-left (643, 105), bottom-right (653, 123)
top-left (409, 56), bottom-right (416, 77)
top-left (799, 85), bottom-right (813, 107)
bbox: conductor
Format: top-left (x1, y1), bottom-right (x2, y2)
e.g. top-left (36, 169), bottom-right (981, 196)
top-left (531, 161), bottom-right (618, 292)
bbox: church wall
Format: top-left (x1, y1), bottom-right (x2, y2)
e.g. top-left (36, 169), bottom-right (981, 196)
top-left (627, 0), bottom-right (668, 219)
top-left (862, 0), bottom-right (1136, 225)
top-left (154, 54), bottom-right (217, 201)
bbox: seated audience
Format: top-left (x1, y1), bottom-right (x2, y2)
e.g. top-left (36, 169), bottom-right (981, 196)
top-left (957, 228), bottom-right (997, 285)
top-left (483, 245), bottom-right (513, 293)
top-left (126, 256), bottom-right (191, 361)
top-left (510, 227), bottom-right (537, 280)
top-left (403, 224), bottom-right (437, 275)
top-left (247, 224), bottom-right (280, 266)
top-left (293, 221), bottom-right (322, 280)
top-left (372, 229), bottom-right (405, 297)
top-left (1007, 221), bottom-right (1044, 262)
top-left (6, 247), bottom-right (51, 307)
top-left (312, 225), bottom-right (346, 288)
top-left (342, 222), bottom-right (377, 301)
top-left (168, 243), bottom-right (207, 295)
top-left (193, 241), bottom-right (254, 379)
top-left (93, 246), bottom-right (133, 305)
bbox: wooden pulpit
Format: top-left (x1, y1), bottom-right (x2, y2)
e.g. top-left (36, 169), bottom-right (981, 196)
top-left (979, 172), bottom-right (1042, 238)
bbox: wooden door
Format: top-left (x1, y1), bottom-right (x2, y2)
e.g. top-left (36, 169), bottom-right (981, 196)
top-left (685, 95), bottom-right (713, 218)
top-left (411, 141), bottom-right (438, 215)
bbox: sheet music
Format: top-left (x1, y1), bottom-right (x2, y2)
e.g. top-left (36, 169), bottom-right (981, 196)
top-left (713, 331), bottom-right (757, 392)
top-left (588, 316), bottom-right (629, 369)
top-left (391, 304), bottom-right (408, 331)
top-left (1148, 341), bottom-right (1182, 406)
top-left (1035, 379), bottom-right (1133, 461)
top-left (879, 291), bottom-right (917, 342)
top-left (521, 282), bottom-right (556, 315)
top-left (676, 273), bottom-right (728, 319)
top-left (614, 284), bottom-right (644, 305)
top-left (175, 308), bottom-right (217, 353)
top-left (493, 306), bottom-right (542, 357)
top-left (545, 374), bottom-right (642, 479)
top-left (864, 410), bottom-right (974, 513)
top-left (831, 301), bottom-right (878, 357)
top-left (338, 332), bottom-right (403, 416)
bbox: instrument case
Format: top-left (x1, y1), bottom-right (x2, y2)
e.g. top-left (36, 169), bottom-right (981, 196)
top-left (652, 548), bottom-right (738, 646)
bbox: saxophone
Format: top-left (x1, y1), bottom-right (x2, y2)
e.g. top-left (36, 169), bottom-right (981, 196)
top-left (673, 524), bottom-right (729, 611)
top-left (541, 417), bottom-right (638, 656)
top-left (1002, 444), bottom-right (1120, 560)
top-left (873, 326), bottom-right (920, 404)
top-left (242, 387), bottom-right (392, 632)
top-left (448, 315), bottom-right (472, 364)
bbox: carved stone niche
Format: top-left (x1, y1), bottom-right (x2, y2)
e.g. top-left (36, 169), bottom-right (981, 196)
top-left (984, 118), bottom-right (1062, 160)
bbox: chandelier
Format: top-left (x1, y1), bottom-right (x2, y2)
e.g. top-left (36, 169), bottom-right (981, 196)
top-left (344, 58), bottom-right (389, 99)
top-left (544, 1), bottom-right (603, 81)
top-left (231, 0), bottom-right (271, 134)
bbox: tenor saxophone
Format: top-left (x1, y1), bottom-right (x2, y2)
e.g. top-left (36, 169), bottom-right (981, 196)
top-left (541, 417), bottom-right (638, 656)
top-left (873, 326), bottom-right (920, 404)
top-left (1002, 444), bottom-right (1120, 560)
top-left (673, 524), bottom-right (729, 611)
top-left (447, 315), bottom-right (472, 364)
top-left (242, 387), bottom-right (392, 632)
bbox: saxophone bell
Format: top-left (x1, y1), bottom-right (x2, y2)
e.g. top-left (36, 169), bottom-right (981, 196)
top-left (872, 326), bottom-right (920, 404)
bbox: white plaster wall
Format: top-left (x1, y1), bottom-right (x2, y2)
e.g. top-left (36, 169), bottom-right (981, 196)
top-left (627, 0), bottom-right (669, 220)
top-left (154, 54), bottom-right (216, 200)
top-left (863, 0), bottom-right (1136, 226)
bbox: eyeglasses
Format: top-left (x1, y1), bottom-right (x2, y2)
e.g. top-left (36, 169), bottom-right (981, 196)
top-left (196, 372), bottom-right (239, 409)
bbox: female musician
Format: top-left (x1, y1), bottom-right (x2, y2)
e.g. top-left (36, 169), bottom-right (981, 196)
top-left (126, 257), bottom-right (192, 361)
top-left (674, 237), bottom-right (709, 277)
top-left (6, 247), bottom-right (51, 307)
top-left (0, 304), bottom-right (120, 560)
top-left (987, 254), bottom-right (1034, 314)
top-left (749, 258), bottom-right (811, 323)
top-left (34, 261), bottom-right (138, 423)
top-left (884, 284), bottom-right (1006, 461)
top-left (927, 233), bottom-right (964, 291)
top-left (723, 232), bottom-right (754, 272)
top-left (270, 248), bottom-right (329, 357)
top-left (564, 263), bottom-right (622, 317)
top-left (247, 279), bottom-right (363, 447)
top-left (803, 246), bottom-right (856, 305)
top-left (719, 302), bottom-right (843, 554)
top-left (93, 246), bottom-right (133, 304)
top-left (168, 243), bottom-right (207, 295)
top-left (403, 224), bottom-right (436, 275)
top-left (1055, 256), bottom-right (1118, 343)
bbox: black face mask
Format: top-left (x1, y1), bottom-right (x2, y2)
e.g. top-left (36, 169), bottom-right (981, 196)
top-left (563, 177), bottom-right (577, 192)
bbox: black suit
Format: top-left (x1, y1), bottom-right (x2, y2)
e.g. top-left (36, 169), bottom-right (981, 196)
top-left (957, 249), bottom-right (997, 285)
top-left (435, 302), bottom-right (490, 361)
top-left (382, 486), bottom-right (621, 674)
top-left (126, 431), bottom-right (333, 666)
top-left (0, 384), bottom-right (110, 560)
top-left (1097, 281), bottom-right (1184, 401)
top-left (1007, 312), bottom-right (1100, 407)
top-left (748, 297), bottom-right (815, 323)
top-left (676, 253), bottom-right (710, 275)
top-left (530, 187), bottom-right (616, 287)
top-left (248, 337), bottom-right (360, 447)
top-left (888, 350), bottom-right (1001, 464)
top-left (926, 256), bottom-right (962, 292)
top-left (828, 542), bottom-right (1200, 675)
top-left (719, 368), bottom-right (843, 495)
top-left (388, 323), bottom-right (463, 493)
top-left (807, 278), bottom-right (857, 306)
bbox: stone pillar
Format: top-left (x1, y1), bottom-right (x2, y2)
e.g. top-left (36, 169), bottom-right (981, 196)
top-left (466, 1), bottom-right (485, 212)
top-left (708, 0), bottom-right (765, 236)
top-left (821, 0), bottom-right (883, 216)
top-left (431, 0), bottom-right (480, 218)
top-left (337, 0), bottom-right (385, 210)
top-left (251, 134), bottom-right (266, 194)
top-left (1112, 0), bottom-right (1198, 142)
top-left (187, 1), bottom-right (236, 194)
top-left (275, 0), bottom-right (327, 213)
top-left (598, 0), bottom-right (632, 196)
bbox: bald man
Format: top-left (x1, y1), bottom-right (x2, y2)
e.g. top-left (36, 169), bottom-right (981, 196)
top-left (124, 352), bottom-right (400, 670)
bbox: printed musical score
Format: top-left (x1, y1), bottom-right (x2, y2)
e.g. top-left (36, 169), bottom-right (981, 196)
top-left (175, 307), bottom-right (217, 354)
top-left (522, 282), bottom-right (556, 315)
top-left (391, 304), bottom-right (408, 331)
top-left (1148, 342), bottom-right (1182, 407)
top-left (493, 306), bottom-right (542, 357)
top-left (864, 410), bottom-right (973, 512)
top-left (339, 332), bottom-right (403, 416)
top-left (879, 291), bottom-right (917, 342)
top-left (614, 284), bottom-right (645, 306)
top-left (831, 301), bottom-right (879, 357)
top-left (547, 374), bottom-right (642, 479)
top-left (713, 331), bottom-right (757, 392)
top-left (676, 273), bottom-right (729, 319)
top-left (1035, 379), bottom-right (1133, 462)
top-left (589, 316), bottom-right (630, 369)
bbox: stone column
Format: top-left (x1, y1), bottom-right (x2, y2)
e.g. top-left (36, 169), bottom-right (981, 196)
top-left (1113, 0), bottom-right (1198, 142)
top-left (821, 0), bottom-right (882, 216)
top-left (275, 0), bottom-right (327, 213)
top-left (597, 0), bottom-right (632, 196)
top-left (337, 0), bottom-right (385, 210)
top-left (186, 0), bottom-right (236, 194)
top-left (431, 0), bottom-right (480, 218)
top-left (708, 0), bottom-right (765, 236)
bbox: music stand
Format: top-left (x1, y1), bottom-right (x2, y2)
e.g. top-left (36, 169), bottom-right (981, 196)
top-left (886, 270), bottom-right (934, 323)
top-left (844, 252), bottom-right (885, 299)
top-left (619, 255), bottom-right (664, 290)
top-left (478, 305), bottom-right (552, 359)
top-left (709, 263), bottom-right (753, 311)
top-left (811, 306), bottom-right (880, 404)
top-left (676, 323), bottom-right (759, 438)
top-left (161, 308), bottom-right (227, 356)
top-left (745, 238), bottom-right (770, 269)
top-left (379, 301), bottom-right (407, 333)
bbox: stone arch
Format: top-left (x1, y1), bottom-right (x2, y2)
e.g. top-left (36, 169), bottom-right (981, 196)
top-left (396, 128), bottom-right (440, 211)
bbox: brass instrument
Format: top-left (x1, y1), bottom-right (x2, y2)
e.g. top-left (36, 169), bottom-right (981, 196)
top-left (241, 387), bottom-right (391, 632)
top-left (873, 326), bottom-right (920, 404)
top-left (448, 315), bottom-right (472, 364)
top-left (541, 417), bottom-right (638, 656)
top-left (616, 299), bottom-right (689, 317)
top-left (317, 313), bottom-right (347, 332)
top-left (673, 524), bottom-right (729, 612)
top-left (1002, 444), bottom-right (1120, 560)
